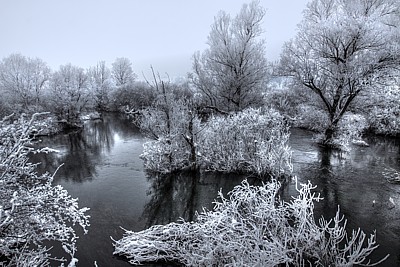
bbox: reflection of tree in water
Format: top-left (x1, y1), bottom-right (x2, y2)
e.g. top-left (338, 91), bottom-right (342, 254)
top-left (290, 147), bottom-right (341, 220)
top-left (55, 133), bottom-right (98, 182)
top-left (107, 113), bottom-right (141, 139)
top-left (363, 135), bottom-right (400, 168)
top-left (142, 171), bottom-right (199, 227)
top-left (31, 116), bottom-right (117, 183)
top-left (317, 148), bottom-right (340, 219)
top-left (142, 171), bottom-right (259, 228)
top-left (84, 119), bottom-right (114, 154)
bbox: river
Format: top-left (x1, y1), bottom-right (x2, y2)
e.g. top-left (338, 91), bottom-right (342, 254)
top-left (31, 113), bottom-right (400, 266)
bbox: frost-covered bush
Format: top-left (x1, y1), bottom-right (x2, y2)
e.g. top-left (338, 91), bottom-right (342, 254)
top-left (367, 105), bottom-right (400, 136)
top-left (337, 113), bottom-right (367, 140)
top-left (110, 82), bottom-right (157, 112)
top-left (294, 104), bottom-right (329, 132)
top-left (139, 96), bottom-right (201, 174)
top-left (114, 179), bottom-right (386, 266)
top-left (199, 108), bottom-right (292, 177)
top-left (139, 106), bottom-right (292, 177)
top-left (335, 113), bottom-right (368, 148)
top-left (141, 136), bottom-right (195, 174)
top-left (0, 113), bottom-right (90, 266)
top-left (356, 83), bottom-right (400, 136)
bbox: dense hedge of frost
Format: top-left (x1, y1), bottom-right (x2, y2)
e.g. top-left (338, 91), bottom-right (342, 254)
top-left (199, 108), bottom-right (292, 177)
top-left (114, 179), bottom-right (386, 266)
top-left (139, 107), bottom-right (292, 178)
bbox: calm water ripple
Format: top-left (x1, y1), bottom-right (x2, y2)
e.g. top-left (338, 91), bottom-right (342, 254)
top-left (31, 114), bottom-right (400, 266)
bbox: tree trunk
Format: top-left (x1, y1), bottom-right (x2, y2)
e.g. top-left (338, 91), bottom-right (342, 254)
top-left (324, 119), bottom-right (339, 145)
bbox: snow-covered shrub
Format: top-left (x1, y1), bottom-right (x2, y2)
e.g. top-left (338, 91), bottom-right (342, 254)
top-left (199, 108), bottom-right (292, 177)
top-left (337, 113), bottom-right (367, 139)
top-left (141, 136), bottom-right (194, 174)
top-left (114, 179), bottom-right (386, 266)
top-left (294, 104), bottom-right (329, 132)
top-left (368, 105), bottom-right (400, 136)
top-left (335, 113), bottom-right (368, 147)
top-left (356, 83), bottom-right (400, 136)
top-left (0, 113), bottom-right (90, 265)
top-left (110, 82), bottom-right (157, 112)
top-left (138, 96), bottom-right (201, 173)
top-left (264, 86), bottom-right (306, 123)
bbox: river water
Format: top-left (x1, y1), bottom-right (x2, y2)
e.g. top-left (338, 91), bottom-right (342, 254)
top-left (32, 113), bottom-right (400, 266)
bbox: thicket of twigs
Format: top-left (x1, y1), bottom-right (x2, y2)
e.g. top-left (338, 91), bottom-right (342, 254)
top-left (139, 107), bottom-right (293, 178)
top-left (200, 108), bottom-right (292, 177)
top-left (0, 113), bottom-right (90, 266)
top-left (114, 179), bottom-right (387, 266)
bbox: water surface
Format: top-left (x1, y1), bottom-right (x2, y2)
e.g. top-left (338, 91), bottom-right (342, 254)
top-left (33, 114), bottom-right (400, 266)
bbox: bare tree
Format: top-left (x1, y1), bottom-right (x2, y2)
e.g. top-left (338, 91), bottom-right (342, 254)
top-left (279, 0), bottom-right (400, 144)
top-left (88, 61), bottom-right (112, 111)
top-left (111, 57), bottom-right (136, 87)
top-left (47, 64), bottom-right (89, 126)
top-left (0, 54), bottom-right (50, 111)
top-left (190, 0), bottom-right (268, 113)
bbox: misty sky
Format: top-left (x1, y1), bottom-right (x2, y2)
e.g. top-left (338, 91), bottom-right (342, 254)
top-left (0, 0), bottom-right (308, 79)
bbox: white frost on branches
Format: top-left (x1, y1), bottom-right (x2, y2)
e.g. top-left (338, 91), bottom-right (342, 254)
top-left (114, 178), bottom-right (387, 266)
top-left (140, 107), bottom-right (292, 178)
top-left (0, 113), bottom-right (90, 266)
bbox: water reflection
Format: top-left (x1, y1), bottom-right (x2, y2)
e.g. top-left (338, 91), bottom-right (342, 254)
top-left (30, 114), bottom-right (150, 266)
top-left (289, 130), bottom-right (400, 266)
top-left (143, 171), bottom-right (199, 226)
top-left (142, 171), bottom-right (258, 228)
top-left (32, 114), bottom-right (139, 183)
top-left (28, 117), bottom-right (400, 266)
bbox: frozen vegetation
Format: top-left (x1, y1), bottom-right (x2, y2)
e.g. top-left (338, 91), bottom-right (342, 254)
top-left (139, 106), bottom-right (292, 178)
top-left (1, 0), bottom-right (400, 265)
top-left (0, 114), bottom-right (89, 266)
top-left (114, 179), bottom-right (387, 266)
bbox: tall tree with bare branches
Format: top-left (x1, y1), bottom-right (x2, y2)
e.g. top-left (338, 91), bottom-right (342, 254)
top-left (0, 54), bottom-right (50, 112)
top-left (280, 0), bottom-right (400, 144)
top-left (191, 1), bottom-right (268, 113)
top-left (112, 57), bottom-right (136, 87)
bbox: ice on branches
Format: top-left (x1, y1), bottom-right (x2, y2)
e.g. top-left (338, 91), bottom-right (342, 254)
top-left (140, 107), bottom-right (293, 178)
top-left (0, 113), bottom-right (90, 266)
top-left (199, 108), bottom-right (292, 177)
top-left (114, 179), bottom-right (387, 266)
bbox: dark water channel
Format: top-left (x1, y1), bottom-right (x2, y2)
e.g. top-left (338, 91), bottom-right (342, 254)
top-left (32, 114), bottom-right (400, 266)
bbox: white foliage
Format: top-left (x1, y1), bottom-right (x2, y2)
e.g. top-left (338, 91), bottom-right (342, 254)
top-left (0, 113), bottom-right (90, 265)
top-left (114, 178), bottom-right (387, 266)
top-left (191, 0), bottom-right (268, 112)
top-left (139, 95), bottom-right (201, 174)
top-left (199, 108), bottom-right (292, 177)
top-left (140, 106), bottom-right (292, 178)
top-left (280, 0), bottom-right (400, 143)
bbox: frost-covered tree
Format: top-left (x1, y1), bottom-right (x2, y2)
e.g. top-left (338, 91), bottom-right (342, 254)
top-left (111, 57), bottom-right (136, 87)
top-left (0, 54), bottom-right (50, 112)
top-left (0, 113), bottom-right (89, 265)
top-left (280, 0), bottom-right (400, 145)
top-left (137, 80), bottom-right (201, 173)
top-left (47, 64), bottom-right (89, 127)
top-left (88, 61), bottom-right (112, 111)
top-left (191, 0), bottom-right (268, 113)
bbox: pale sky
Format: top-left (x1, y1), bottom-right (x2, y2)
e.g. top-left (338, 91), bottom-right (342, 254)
top-left (0, 0), bottom-right (308, 79)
